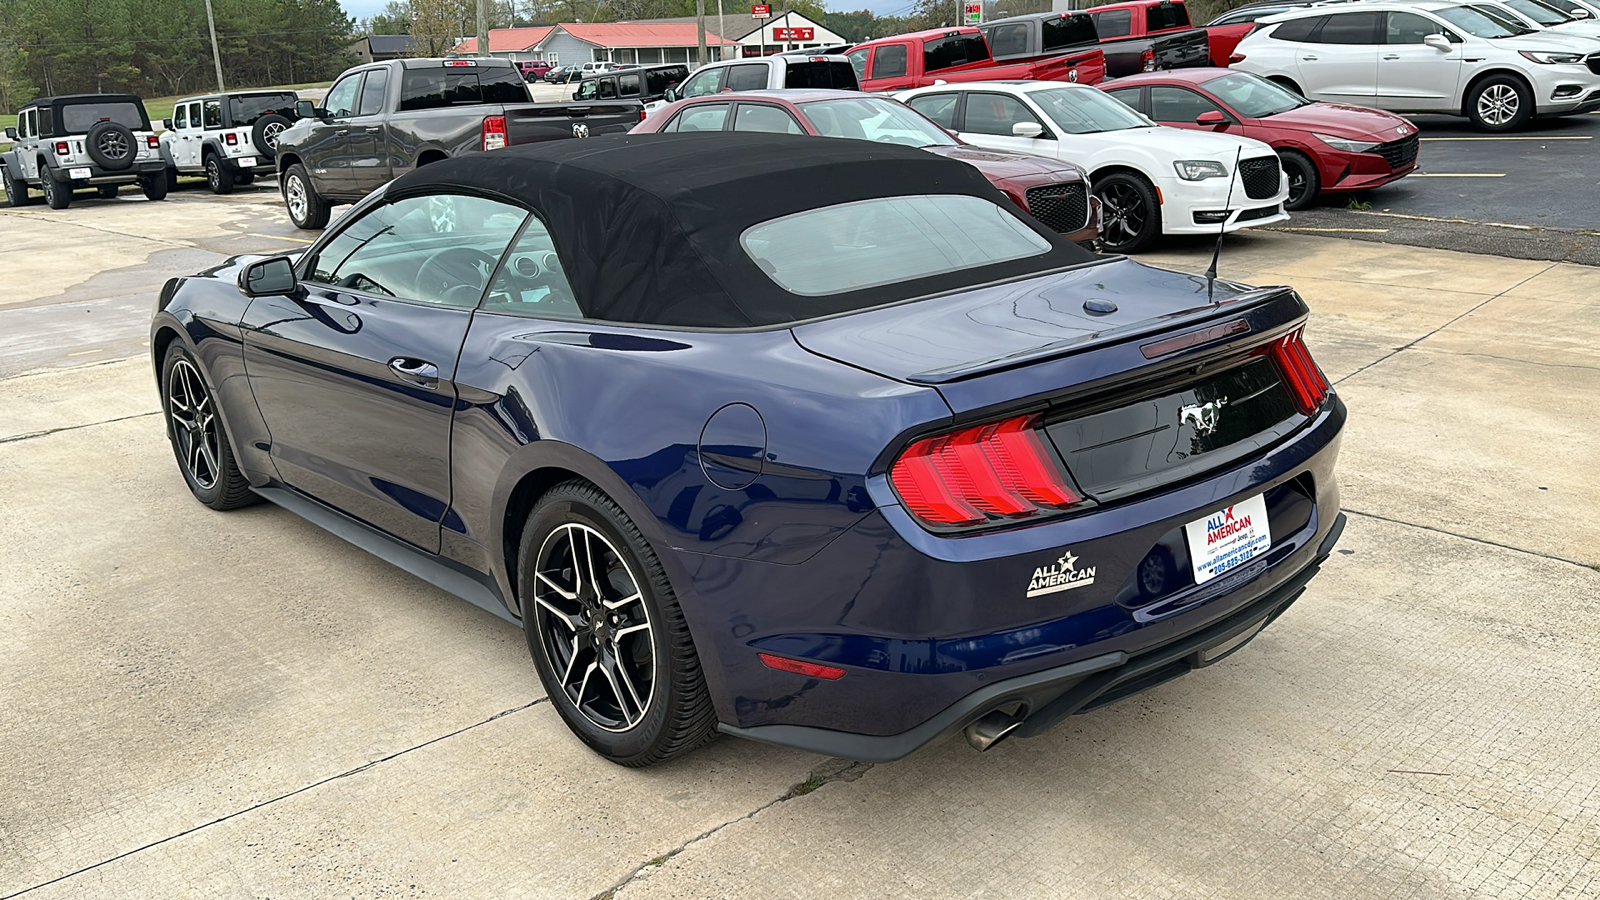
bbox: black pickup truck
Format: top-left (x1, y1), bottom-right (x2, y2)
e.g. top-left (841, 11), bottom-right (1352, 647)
top-left (275, 57), bottom-right (642, 228)
top-left (981, 10), bottom-right (1209, 79)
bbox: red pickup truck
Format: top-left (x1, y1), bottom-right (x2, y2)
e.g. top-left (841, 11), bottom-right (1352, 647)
top-left (846, 27), bottom-right (1105, 93)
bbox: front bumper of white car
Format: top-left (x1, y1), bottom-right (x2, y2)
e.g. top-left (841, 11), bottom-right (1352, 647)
top-left (1527, 56), bottom-right (1600, 116)
top-left (1158, 158), bottom-right (1290, 236)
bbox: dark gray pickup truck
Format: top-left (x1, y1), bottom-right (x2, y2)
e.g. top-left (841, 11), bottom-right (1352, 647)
top-left (275, 57), bottom-right (642, 228)
top-left (981, 10), bottom-right (1209, 79)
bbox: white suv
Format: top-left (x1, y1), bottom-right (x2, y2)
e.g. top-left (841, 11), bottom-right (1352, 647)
top-left (1233, 1), bottom-right (1600, 130)
top-left (2, 93), bottom-right (167, 208)
top-left (898, 81), bottom-right (1289, 253)
top-left (158, 91), bottom-right (300, 194)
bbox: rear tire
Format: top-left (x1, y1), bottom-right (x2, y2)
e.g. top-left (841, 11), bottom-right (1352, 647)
top-left (141, 173), bottom-right (169, 201)
top-left (234, 171), bottom-right (256, 185)
top-left (1279, 150), bottom-right (1320, 211)
top-left (1466, 75), bottom-right (1532, 132)
top-left (204, 155), bottom-right (234, 195)
top-left (1093, 172), bottom-right (1162, 254)
top-left (97, 184), bottom-right (119, 199)
top-left (41, 173), bottom-right (70, 209)
top-left (160, 343), bottom-right (257, 511)
top-left (281, 163), bottom-right (331, 229)
top-left (519, 480), bottom-right (716, 767)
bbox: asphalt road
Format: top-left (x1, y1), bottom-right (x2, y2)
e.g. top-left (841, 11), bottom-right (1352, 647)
top-left (2, 193), bottom-right (1598, 898)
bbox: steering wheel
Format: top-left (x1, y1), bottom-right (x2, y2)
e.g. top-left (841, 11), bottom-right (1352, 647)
top-left (414, 247), bottom-right (499, 306)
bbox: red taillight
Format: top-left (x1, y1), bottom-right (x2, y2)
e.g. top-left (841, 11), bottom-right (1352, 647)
top-left (1141, 47), bottom-right (1156, 72)
top-left (639, 109), bottom-right (647, 122)
top-left (482, 115), bottom-right (508, 151)
top-left (758, 653), bottom-right (846, 680)
top-left (890, 414), bottom-right (1082, 528)
top-left (1266, 328), bottom-right (1330, 415)
top-left (1229, 52), bottom-right (1247, 64)
top-left (225, 133), bottom-right (238, 145)
top-left (146, 135), bottom-right (159, 148)
top-left (55, 141), bottom-right (70, 155)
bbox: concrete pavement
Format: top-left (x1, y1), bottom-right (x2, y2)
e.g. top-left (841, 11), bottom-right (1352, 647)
top-left (1, 199), bottom-right (1597, 898)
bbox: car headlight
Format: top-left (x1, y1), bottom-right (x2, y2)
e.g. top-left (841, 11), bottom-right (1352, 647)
top-left (1519, 50), bottom-right (1585, 64)
top-left (1312, 132), bottom-right (1380, 153)
top-left (1173, 159), bottom-right (1229, 181)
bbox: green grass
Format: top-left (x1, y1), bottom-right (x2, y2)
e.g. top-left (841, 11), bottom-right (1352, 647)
top-left (1, 81), bottom-right (330, 153)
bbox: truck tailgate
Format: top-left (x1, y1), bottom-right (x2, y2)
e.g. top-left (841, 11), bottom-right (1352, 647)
top-left (504, 102), bottom-right (643, 143)
top-left (1150, 29), bottom-right (1211, 70)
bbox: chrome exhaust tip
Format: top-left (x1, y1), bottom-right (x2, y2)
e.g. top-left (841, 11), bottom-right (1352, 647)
top-left (964, 709), bottom-right (1024, 752)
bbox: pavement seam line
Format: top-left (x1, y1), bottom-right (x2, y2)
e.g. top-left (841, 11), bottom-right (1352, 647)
top-left (0, 411), bottom-right (159, 445)
top-left (0, 699), bottom-right (549, 900)
top-left (591, 759), bottom-right (875, 900)
top-left (1331, 262), bottom-right (1558, 387)
top-left (1343, 507), bottom-right (1595, 571)
top-left (5, 213), bottom-right (191, 250)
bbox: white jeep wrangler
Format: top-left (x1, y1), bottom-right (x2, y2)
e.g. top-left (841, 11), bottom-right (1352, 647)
top-left (158, 91), bottom-right (300, 194)
top-left (3, 94), bottom-right (168, 209)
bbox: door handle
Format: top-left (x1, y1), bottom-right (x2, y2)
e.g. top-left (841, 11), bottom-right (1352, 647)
top-left (1382, 54), bottom-right (1400, 59)
top-left (388, 357), bottom-right (439, 388)
top-left (360, 126), bottom-right (381, 134)
top-left (1300, 55), bottom-right (1318, 60)
top-left (336, 128), bottom-right (350, 136)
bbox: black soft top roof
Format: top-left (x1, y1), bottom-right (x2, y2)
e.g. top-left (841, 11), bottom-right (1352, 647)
top-left (27, 93), bottom-right (146, 108)
top-left (387, 133), bottom-right (1092, 328)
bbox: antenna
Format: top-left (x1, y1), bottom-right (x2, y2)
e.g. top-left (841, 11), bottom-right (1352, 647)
top-left (1205, 145), bottom-right (1244, 304)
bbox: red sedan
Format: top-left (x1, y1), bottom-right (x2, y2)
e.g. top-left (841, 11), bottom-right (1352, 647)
top-left (632, 90), bottom-right (1101, 246)
top-left (1102, 69), bottom-right (1418, 210)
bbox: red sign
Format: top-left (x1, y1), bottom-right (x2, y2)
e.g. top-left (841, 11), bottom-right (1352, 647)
top-left (751, 4), bottom-right (771, 16)
top-left (773, 27), bottom-right (815, 40)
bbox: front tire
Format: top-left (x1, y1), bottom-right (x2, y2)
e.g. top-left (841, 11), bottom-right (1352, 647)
top-left (204, 155), bottom-right (234, 195)
top-left (41, 174), bottom-right (71, 209)
top-left (4, 168), bottom-right (32, 206)
top-left (519, 481), bottom-right (716, 767)
top-left (161, 343), bottom-right (256, 510)
top-left (1280, 150), bottom-right (1320, 211)
top-left (281, 163), bottom-right (331, 229)
top-left (1467, 75), bottom-right (1532, 132)
top-left (1094, 172), bottom-right (1162, 254)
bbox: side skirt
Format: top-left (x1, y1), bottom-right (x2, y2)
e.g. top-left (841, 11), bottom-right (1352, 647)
top-left (253, 485), bottom-right (520, 626)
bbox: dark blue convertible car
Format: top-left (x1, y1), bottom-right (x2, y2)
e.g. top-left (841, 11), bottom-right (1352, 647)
top-left (152, 133), bottom-right (1345, 766)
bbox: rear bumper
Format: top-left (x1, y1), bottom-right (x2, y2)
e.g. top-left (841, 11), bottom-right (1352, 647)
top-left (48, 159), bottom-right (165, 183)
top-left (723, 512), bottom-right (1344, 761)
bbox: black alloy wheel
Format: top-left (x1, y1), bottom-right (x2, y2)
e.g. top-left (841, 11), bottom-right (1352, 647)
top-left (1094, 172), bottom-right (1161, 254)
top-left (85, 121), bottom-right (137, 171)
top-left (40, 173), bottom-right (70, 210)
top-left (141, 173), bottom-right (169, 201)
top-left (205, 155), bottom-right (234, 195)
top-left (520, 481), bottom-right (716, 766)
top-left (161, 344), bottom-right (256, 510)
top-left (1280, 150), bottom-right (1319, 211)
top-left (4, 168), bottom-right (32, 206)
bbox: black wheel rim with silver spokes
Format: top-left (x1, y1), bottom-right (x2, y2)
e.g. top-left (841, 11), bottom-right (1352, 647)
top-left (285, 174), bottom-right (308, 222)
top-left (167, 358), bottom-right (221, 490)
top-left (1098, 182), bottom-right (1148, 249)
top-left (1477, 84), bottom-right (1519, 127)
top-left (98, 132), bottom-right (129, 161)
top-left (533, 523), bottom-right (656, 732)
top-left (206, 159), bottom-right (221, 190)
top-left (262, 122), bottom-right (286, 149)
top-left (1286, 165), bottom-right (1310, 207)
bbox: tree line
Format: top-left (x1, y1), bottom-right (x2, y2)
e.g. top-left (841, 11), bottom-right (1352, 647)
top-left (0, 0), bottom-right (353, 114)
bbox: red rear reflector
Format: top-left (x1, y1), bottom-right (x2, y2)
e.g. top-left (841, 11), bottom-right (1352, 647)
top-left (55, 142), bottom-right (70, 154)
top-left (225, 133), bottom-right (238, 145)
top-left (890, 414), bottom-right (1082, 528)
top-left (1265, 328), bottom-right (1330, 415)
top-left (1141, 319), bottom-right (1250, 359)
top-left (482, 115), bottom-right (508, 151)
top-left (759, 653), bottom-right (846, 680)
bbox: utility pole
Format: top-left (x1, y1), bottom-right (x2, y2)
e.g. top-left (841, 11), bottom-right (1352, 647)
top-left (476, 0), bottom-right (489, 58)
top-left (696, 0), bottom-right (707, 67)
top-left (203, 0), bottom-right (225, 93)
top-left (717, 0), bottom-right (725, 62)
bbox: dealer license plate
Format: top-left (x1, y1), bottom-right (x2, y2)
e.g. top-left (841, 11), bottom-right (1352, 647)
top-left (238, 156), bottom-right (257, 168)
top-left (1183, 493), bottom-right (1271, 585)
top-left (69, 167), bottom-right (91, 179)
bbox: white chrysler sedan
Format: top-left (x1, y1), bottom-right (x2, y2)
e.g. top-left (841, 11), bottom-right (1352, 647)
top-left (898, 82), bottom-right (1289, 253)
top-left (1231, 1), bottom-right (1600, 131)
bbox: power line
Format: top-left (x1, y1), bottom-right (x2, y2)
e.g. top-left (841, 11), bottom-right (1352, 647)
top-left (7, 26), bottom-right (348, 50)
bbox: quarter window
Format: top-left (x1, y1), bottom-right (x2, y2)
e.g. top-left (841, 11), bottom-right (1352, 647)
top-left (203, 100), bottom-right (223, 129)
top-left (1268, 16), bottom-right (1324, 42)
top-left (962, 92), bottom-right (1045, 137)
top-left (872, 44), bottom-right (909, 79)
top-left (618, 73), bottom-right (642, 97)
top-left (307, 194), bottom-right (526, 309)
top-left (358, 67), bottom-right (389, 116)
top-left (1308, 12), bottom-right (1379, 43)
top-left (481, 217), bottom-right (581, 319)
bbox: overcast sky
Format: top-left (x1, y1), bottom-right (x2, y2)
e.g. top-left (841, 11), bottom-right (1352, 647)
top-left (337, 0), bottom-right (919, 23)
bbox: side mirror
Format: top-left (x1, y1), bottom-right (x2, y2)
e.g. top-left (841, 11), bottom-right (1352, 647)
top-left (1012, 121), bottom-right (1044, 138)
top-left (1423, 33), bottom-right (1452, 52)
top-left (664, 87), bottom-right (679, 103)
top-left (573, 90), bottom-right (582, 101)
top-left (162, 118), bottom-right (173, 130)
top-left (239, 256), bottom-right (299, 297)
top-left (1196, 110), bottom-right (1227, 126)
top-left (1571, 6), bottom-right (1591, 16)
top-left (295, 100), bottom-right (319, 119)
top-left (3, 126), bottom-right (14, 140)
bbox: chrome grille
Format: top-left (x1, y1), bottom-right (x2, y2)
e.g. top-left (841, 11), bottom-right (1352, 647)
top-left (1239, 156), bottom-right (1281, 201)
top-left (1024, 182), bottom-right (1090, 233)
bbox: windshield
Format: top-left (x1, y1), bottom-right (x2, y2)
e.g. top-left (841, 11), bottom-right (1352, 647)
top-left (742, 195), bottom-right (1051, 297)
top-left (1503, 0), bottom-right (1571, 23)
top-left (1201, 71), bottom-right (1308, 117)
top-left (228, 92), bottom-right (298, 126)
top-left (1539, 0), bottom-right (1584, 13)
top-left (1437, 5), bottom-right (1523, 36)
top-left (1030, 87), bottom-right (1151, 134)
top-left (59, 101), bottom-right (147, 133)
top-left (801, 97), bottom-right (956, 147)
top-left (1470, 3), bottom-right (1539, 28)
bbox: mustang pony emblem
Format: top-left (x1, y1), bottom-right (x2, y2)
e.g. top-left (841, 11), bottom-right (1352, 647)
top-left (572, 123), bottom-right (591, 138)
top-left (1179, 398), bottom-right (1228, 436)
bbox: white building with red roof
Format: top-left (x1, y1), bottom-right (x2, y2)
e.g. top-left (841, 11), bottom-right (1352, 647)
top-left (454, 22), bottom-right (738, 67)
